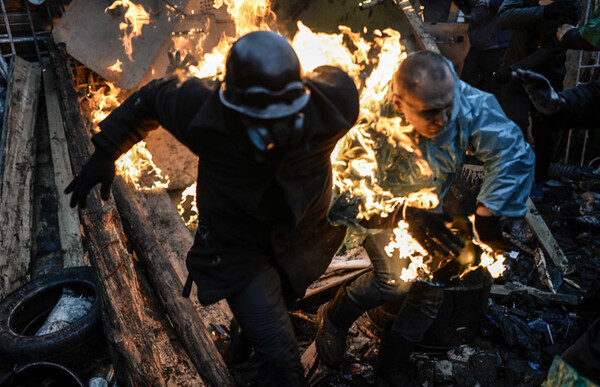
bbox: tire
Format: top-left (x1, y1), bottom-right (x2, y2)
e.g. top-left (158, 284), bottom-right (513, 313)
top-left (0, 267), bottom-right (106, 373)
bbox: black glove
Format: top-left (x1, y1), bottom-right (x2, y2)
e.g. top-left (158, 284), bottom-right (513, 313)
top-left (474, 214), bottom-right (510, 252)
top-left (404, 207), bottom-right (465, 257)
top-left (492, 66), bottom-right (513, 84)
top-left (513, 68), bottom-right (566, 115)
top-left (543, 1), bottom-right (579, 21)
top-left (65, 148), bottom-right (116, 209)
top-left (166, 50), bottom-right (197, 76)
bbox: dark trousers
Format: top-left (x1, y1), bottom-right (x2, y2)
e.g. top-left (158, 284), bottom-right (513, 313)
top-left (346, 230), bottom-right (444, 342)
top-left (461, 47), bottom-right (506, 102)
top-left (226, 264), bottom-right (304, 386)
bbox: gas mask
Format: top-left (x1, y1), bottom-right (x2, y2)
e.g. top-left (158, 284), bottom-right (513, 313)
top-left (242, 112), bottom-right (305, 152)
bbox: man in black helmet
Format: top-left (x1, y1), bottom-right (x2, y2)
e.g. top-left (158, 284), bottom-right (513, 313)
top-left (65, 30), bottom-right (359, 385)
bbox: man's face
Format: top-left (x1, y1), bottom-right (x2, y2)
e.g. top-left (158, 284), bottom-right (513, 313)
top-left (392, 70), bottom-right (455, 138)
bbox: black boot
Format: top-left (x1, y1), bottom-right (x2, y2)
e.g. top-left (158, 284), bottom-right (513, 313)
top-left (374, 326), bottom-right (418, 387)
top-left (315, 285), bottom-right (365, 368)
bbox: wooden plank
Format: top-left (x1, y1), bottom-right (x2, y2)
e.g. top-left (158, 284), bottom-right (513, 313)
top-left (0, 56), bottom-right (41, 300)
top-left (490, 283), bottom-right (580, 306)
top-left (113, 179), bottom-right (235, 386)
top-left (525, 198), bottom-right (570, 274)
top-left (134, 189), bottom-right (233, 327)
top-left (392, 0), bottom-right (440, 53)
top-left (48, 40), bottom-right (167, 386)
top-left (42, 61), bottom-right (86, 268)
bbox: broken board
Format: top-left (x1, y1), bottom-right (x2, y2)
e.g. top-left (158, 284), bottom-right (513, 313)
top-left (53, 0), bottom-right (233, 90)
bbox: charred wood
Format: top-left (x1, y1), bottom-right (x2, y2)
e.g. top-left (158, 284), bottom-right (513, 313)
top-left (112, 178), bottom-right (235, 386)
top-left (42, 60), bottom-right (86, 268)
top-left (0, 56), bottom-right (41, 300)
top-left (48, 39), bottom-right (166, 386)
top-left (133, 188), bottom-right (233, 327)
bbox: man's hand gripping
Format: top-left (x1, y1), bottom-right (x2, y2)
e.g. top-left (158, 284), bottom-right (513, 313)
top-left (65, 148), bottom-right (116, 209)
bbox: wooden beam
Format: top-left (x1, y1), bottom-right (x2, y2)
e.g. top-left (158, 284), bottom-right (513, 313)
top-left (490, 282), bottom-right (580, 306)
top-left (0, 56), bottom-right (41, 300)
top-left (133, 188), bottom-right (233, 327)
top-left (392, 0), bottom-right (440, 53)
top-left (525, 198), bottom-right (570, 274)
top-left (112, 179), bottom-right (235, 386)
top-left (48, 40), bottom-right (167, 386)
top-left (42, 61), bottom-right (86, 268)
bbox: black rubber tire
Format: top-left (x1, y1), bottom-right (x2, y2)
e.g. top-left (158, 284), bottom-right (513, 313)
top-left (0, 267), bottom-right (106, 373)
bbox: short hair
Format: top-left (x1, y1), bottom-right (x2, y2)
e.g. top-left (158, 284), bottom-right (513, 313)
top-left (393, 51), bottom-right (452, 95)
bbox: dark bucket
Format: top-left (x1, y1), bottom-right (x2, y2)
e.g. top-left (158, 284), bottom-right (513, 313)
top-left (0, 362), bottom-right (83, 387)
top-left (367, 268), bottom-right (492, 349)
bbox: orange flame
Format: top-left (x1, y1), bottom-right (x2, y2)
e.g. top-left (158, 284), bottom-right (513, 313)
top-left (108, 59), bottom-right (123, 73)
top-left (86, 81), bottom-right (169, 191)
top-left (88, 0), bottom-right (506, 281)
top-left (106, 0), bottom-right (150, 61)
top-left (178, 182), bottom-right (198, 228)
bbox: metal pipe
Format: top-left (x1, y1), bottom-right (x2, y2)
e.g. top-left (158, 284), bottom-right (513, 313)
top-left (0, 34), bottom-right (48, 44)
top-left (0, 30), bottom-right (51, 39)
top-left (580, 130), bottom-right (590, 166)
top-left (0, 0), bottom-right (16, 56)
top-left (564, 129), bottom-right (573, 164)
top-left (24, 0), bottom-right (41, 63)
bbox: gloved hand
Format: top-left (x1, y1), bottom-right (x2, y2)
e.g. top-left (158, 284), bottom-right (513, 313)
top-left (492, 66), bottom-right (513, 84)
top-left (543, 1), bottom-right (579, 21)
top-left (166, 50), bottom-right (197, 77)
top-left (512, 68), bottom-right (566, 115)
top-left (65, 148), bottom-right (116, 209)
top-left (474, 214), bottom-right (510, 252)
top-left (404, 207), bottom-right (465, 257)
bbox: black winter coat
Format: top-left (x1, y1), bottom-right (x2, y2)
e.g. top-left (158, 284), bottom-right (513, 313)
top-left (92, 66), bottom-right (359, 304)
top-left (498, 0), bottom-right (581, 88)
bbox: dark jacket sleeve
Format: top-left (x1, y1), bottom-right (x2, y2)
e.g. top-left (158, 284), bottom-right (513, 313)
top-left (498, 0), bottom-right (544, 30)
top-left (92, 77), bottom-right (211, 157)
top-left (561, 28), bottom-right (598, 51)
top-left (555, 80), bottom-right (600, 129)
top-left (511, 39), bottom-right (564, 71)
top-left (305, 65), bottom-right (360, 129)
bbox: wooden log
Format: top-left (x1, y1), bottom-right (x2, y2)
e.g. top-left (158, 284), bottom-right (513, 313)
top-left (0, 56), bottom-right (41, 300)
top-left (490, 282), bottom-right (580, 306)
top-left (134, 188), bottom-right (233, 327)
top-left (42, 60), bottom-right (86, 268)
top-left (525, 198), bottom-right (570, 274)
top-left (392, 0), bottom-right (440, 53)
top-left (113, 179), bottom-right (235, 387)
top-left (48, 40), bottom-right (167, 386)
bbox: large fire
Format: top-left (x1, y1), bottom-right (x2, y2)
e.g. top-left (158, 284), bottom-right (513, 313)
top-left (87, 0), bottom-right (505, 280)
top-left (106, 0), bottom-right (151, 61)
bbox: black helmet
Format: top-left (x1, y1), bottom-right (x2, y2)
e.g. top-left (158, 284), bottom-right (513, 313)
top-left (219, 30), bottom-right (310, 120)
